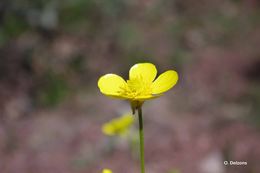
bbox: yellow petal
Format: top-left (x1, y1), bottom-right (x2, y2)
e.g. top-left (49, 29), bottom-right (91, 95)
top-left (102, 122), bottom-right (116, 136)
top-left (102, 114), bottom-right (134, 136)
top-left (151, 70), bottom-right (178, 94)
top-left (129, 63), bottom-right (157, 82)
top-left (103, 169), bottom-right (113, 173)
top-left (98, 74), bottom-right (126, 98)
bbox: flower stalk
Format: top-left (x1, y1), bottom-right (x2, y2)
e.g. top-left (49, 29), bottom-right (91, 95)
top-left (137, 106), bottom-right (145, 173)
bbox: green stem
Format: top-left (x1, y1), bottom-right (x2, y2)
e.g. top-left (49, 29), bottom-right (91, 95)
top-left (138, 107), bottom-right (145, 173)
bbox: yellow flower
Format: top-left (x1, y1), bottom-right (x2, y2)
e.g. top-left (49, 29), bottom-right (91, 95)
top-left (102, 114), bottom-right (134, 136)
top-left (98, 63), bottom-right (178, 111)
top-left (103, 169), bottom-right (113, 173)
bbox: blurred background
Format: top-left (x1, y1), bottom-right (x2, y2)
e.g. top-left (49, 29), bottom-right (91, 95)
top-left (0, 0), bottom-right (260, 173)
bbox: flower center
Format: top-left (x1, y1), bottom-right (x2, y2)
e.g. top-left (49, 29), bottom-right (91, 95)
top-left (119, 75), bottom-right (152, 99)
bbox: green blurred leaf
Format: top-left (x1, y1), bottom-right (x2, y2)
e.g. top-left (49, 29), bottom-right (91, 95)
top-left (117, 23), bottom-right (141, 51)
top-left (2, 13), bottom-right (29, 39)
top-left (36, 72), bottom-right (70, 107)
top-left (168, 168), bottom-right (181, 173)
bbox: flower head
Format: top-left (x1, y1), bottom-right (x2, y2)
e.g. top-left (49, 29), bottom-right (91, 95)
top-left (98, 63), bottom-right (178, 111)
top-left (102, 114), bottom-right (134, 136)
top-left (102, 169), bottom-right (113, 173)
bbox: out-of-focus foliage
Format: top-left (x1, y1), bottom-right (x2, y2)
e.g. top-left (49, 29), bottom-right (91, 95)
top-left (168, 169), bottom-right (181, 173)
top-left (34, 71), bottom-right (69, 107)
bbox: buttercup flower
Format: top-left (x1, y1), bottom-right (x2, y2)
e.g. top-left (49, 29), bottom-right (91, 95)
top-left (98, 63), bottom-right (178, 112)
top-left (102, 114), bottom-right (134, 136)
top-left (98, 62), bottom-right (178, 173)
top-left (102, 169), bottom-right (113, 173)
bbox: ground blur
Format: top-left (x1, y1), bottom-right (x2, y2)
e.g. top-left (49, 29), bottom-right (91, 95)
top-left (0, 0), bottom-right (260, 173)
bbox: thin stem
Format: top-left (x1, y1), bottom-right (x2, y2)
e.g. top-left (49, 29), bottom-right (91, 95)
top-left (138, 107), bottom-right (145, 173)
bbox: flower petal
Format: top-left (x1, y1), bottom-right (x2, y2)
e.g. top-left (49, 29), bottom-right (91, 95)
top-left (102, 123), bottom-right (116, 136)
top-left (129, 63), bottom-right (157, 82)
top-left (151, 70), bottom-right (178, 94)
top-left (98, 74), bottom-right (127, 98)
top-left (102, 114), bottom-right (134, 136)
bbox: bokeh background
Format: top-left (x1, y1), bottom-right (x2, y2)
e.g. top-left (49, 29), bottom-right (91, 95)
top-left (0, 0), bottom-right (260, 173)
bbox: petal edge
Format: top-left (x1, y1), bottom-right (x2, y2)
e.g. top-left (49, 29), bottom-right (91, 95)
top-left (98, 74), bottom-right (126, 97)
top-left (129, 63), bottom-right (157, 82)
top-left (151, 70), bottom-right (178, 94)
